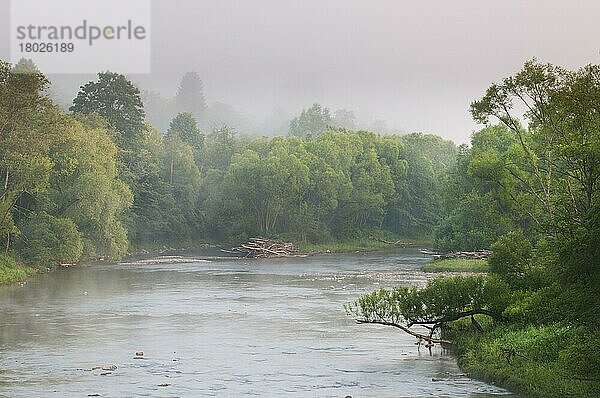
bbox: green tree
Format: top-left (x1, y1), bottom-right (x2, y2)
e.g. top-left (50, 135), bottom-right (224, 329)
top-left (47, 115), bottom-right (132, 258)
top-left (470, 60), bottom-right (600, 236)
top-left (200, 126), bottom-right (241, 172)
top-left (471, 60), bottom-right (600, 287)
top-left (162, 133), bottom-right (202, 238)
top-left (289, 103), bottom-right (332, 138)
top-left (489, 230), bottom-right (533, 289)
top-left (70, 72), bottom-right (145, 151)
top-left (17, 212), bottom-right (83, 266)
top-left (346, 275), bottom-right (510, 345)
top-left (334, 132), bottom-right (395, 236)
top-left (0, 61), bottom-right (54, 253)
top-left (168, 112), bottom-right (204, 151)
top-left (434, 191), bottom-right (513, 252)
top-left (390, 133), bottom-right (457, 237)
top-left (433, 126), bottom-right (522, 251)
top-left (221, 138), bottom-right (310, 235)
top-left (1, 61), bottom-right (131, 261)
top-left (175, 71), bottom-right (207, 119)
top-left (125, 125), bottom-right (177, 244)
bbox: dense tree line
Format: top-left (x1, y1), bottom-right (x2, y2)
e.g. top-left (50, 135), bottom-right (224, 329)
top-left (1, 59), bottom-right (458, 268)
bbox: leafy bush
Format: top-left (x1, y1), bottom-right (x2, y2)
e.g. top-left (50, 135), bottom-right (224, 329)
top-left (489, 230), bottom-right (532, 288)
top-left (434, 191), bottom-right (512, 252)
top-left (558, 330), bottom-right (600, 378)
top-left (17, 212), bottom-right (83, 266)
top-left (347, 274), bottom-right (511, 325)
top-left (0, 253), bottom-right (37, 284)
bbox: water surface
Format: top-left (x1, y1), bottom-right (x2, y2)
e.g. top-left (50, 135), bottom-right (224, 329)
top-left (0, 249), bottom-right (517, 397)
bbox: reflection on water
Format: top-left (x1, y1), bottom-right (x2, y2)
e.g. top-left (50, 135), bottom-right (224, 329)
top-left (0, 249), bottom-right (518, 397)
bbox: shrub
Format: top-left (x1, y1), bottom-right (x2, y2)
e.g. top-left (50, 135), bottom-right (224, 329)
top-left (17, 212), bottom-right (83, 266)
top-left (489, 230), bottom-right (532, 288)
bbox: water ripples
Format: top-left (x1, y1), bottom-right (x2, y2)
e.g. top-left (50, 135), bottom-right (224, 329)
top-left (0, 249), bottom-right (519, 397)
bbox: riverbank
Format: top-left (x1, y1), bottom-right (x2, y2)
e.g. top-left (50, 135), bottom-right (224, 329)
top-left (1, 236), bottom-right (431, 286)
top-left (447, 319), bottom-right (599, 398)
top-left (127, 235), bottom-right (432, 258)
top-left (0, 254), bottom-right (38, 285)
top-left (299, 236), bottom-right (431, 254)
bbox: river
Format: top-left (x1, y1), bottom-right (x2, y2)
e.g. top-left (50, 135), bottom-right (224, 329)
top-left (0, 248), bottom-right (518, 397)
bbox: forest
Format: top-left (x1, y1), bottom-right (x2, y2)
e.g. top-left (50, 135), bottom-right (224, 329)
top-left (1, 58), bottom-right (599, 396)
top-left (1, 58), bottom-right (460, 266)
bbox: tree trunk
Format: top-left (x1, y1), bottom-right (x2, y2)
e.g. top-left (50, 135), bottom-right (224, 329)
top-left (4, 231), bottom-right (9, 255)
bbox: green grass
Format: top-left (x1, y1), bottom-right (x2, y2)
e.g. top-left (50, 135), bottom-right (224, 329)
top-left (0, 254), bottom-right (37, 285)
top-left (447, 320), bottom-right (600, 398)
top-left (422, 258), bottom-right (490, 273)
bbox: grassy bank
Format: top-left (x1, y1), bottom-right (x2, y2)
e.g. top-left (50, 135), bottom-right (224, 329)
top-left (447, 320), bottom-right (600, 397)
top-left (422, 258), bottom-right (490, 273)
top-left (0, 254), bottom-right (38, 285)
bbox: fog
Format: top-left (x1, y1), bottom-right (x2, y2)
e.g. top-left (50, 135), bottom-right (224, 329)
top-left (1, 0), bottom-right (599, 143)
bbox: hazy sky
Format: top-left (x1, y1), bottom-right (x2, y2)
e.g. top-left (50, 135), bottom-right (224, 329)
top-left (2, 0), bottom-right (600, 143)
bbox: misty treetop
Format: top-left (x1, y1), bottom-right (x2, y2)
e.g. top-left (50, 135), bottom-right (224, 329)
top-left (70, 71), bottom-right (146, 146)
top-left (288, 103), bottom-right (332, 138)
top-left (175, 71), bottom-right (208, 120)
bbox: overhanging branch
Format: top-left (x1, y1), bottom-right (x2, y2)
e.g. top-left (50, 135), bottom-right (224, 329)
top-left (355, 319), bottom-right (453, 345)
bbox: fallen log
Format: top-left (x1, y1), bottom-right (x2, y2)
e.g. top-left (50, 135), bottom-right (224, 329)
top-left (226, 238), bottom-right (303, 258)
top-left (442, 250), bottom-right (493, 260)
top-left (420, 249), bottom-right (493, 260)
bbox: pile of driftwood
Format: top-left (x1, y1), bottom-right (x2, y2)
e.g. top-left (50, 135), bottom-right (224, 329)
top-left (443, 250), bottom-right (492, 260)
top-left (226, 238), bottom-right (302, 258)
top-left (420, 249), bottom-right (492, 260)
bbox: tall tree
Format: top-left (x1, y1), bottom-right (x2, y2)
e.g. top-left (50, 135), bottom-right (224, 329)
top-left (1, 61), bottom-right (132, 261)
top-left (167, 112), bottom-right (204, 153)
top-left (470, 60), bottom-right (600, 285)
top-left (470, 60), bottom-right (600, 234)
top-left (70, 72), bottom-right (146, 151)
top-left (221, 139), bottom-right (310, 235)
top-left (175, 71), bottom-right (207, 120)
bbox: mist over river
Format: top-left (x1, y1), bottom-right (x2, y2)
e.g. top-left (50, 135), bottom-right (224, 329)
top-left (0, 249), bottom-right (518, 397)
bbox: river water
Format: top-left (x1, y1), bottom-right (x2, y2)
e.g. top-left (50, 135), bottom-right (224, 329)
top-left (0, 249), bottom-right (517, 397)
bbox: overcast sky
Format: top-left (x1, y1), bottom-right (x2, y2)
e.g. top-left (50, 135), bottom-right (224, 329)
top-left (2, 0), bottom-right (600, 143)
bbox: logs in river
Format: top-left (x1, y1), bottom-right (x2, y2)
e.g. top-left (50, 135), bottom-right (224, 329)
top-left (225, 238), bottom-right (303, 258)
